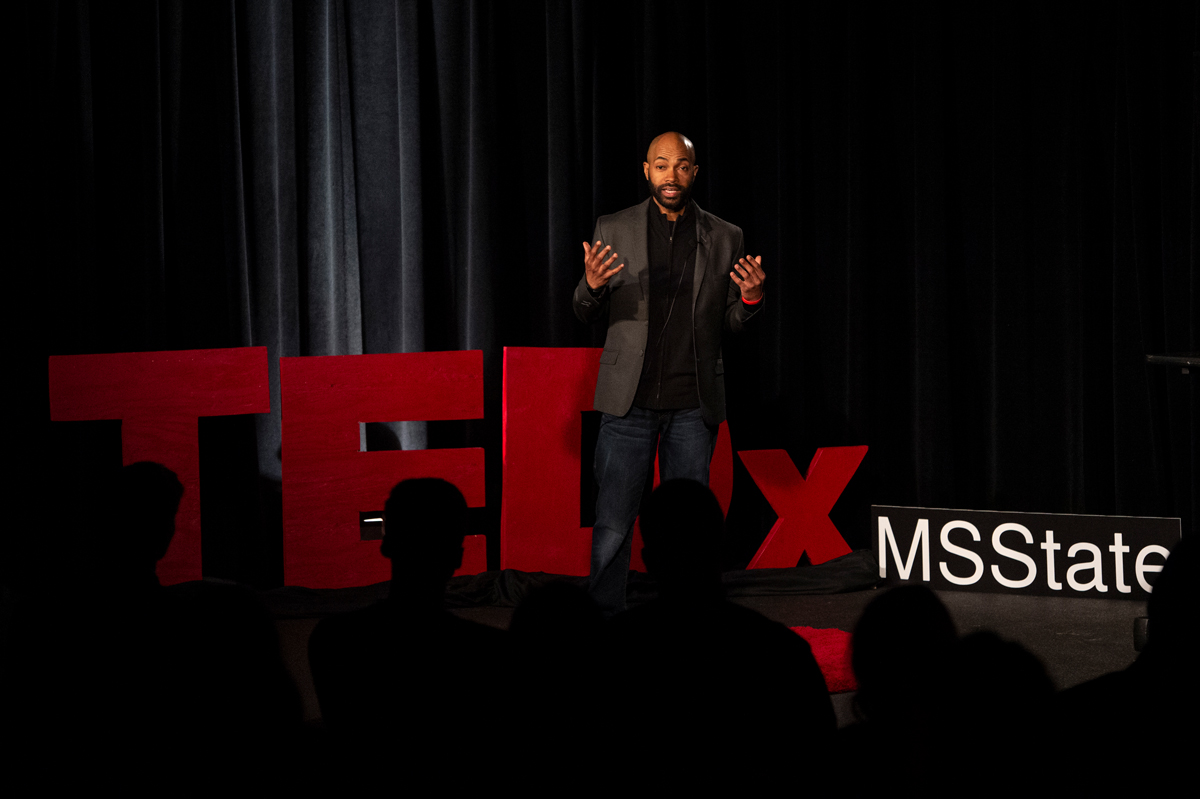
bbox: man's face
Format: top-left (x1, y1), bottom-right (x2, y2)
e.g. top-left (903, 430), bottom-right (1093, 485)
top-left (643, 133), bottom-right (698, 215)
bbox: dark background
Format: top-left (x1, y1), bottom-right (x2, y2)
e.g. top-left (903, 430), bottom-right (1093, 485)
top-left (16, 1), bottom-right (1196, 588)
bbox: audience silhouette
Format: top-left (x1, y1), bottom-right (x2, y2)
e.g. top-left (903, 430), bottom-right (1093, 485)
top-left (607, 479), bottom-right (836, 786)
top-left (307, 478), bottom-right (508, 760)
top-left (940, 629), bottom-right (1055, 794)
top-left (836, 585), bottom-right (958, 790)
top-left (506, 580), bottom-right (606, 781)
top-left (6, 461), bottom-right (301, 774)
top-left (1052, 536), bottom-right (1192, 791)
top-left (5, 459), bottom-right (1185, 788)
top-left (848, 585), bottom-right (957, 725)
top-left (99, 460), bottom-right (186, 582)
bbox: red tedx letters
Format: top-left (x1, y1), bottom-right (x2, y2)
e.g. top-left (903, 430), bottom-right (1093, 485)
top-left (49, 347), bottom-right (863, 587)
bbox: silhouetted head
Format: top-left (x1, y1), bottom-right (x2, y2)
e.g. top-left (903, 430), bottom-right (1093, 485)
top-left (949, 630), bottom-right (1054, 712)
top-left (380, 478), bottom-right (467, 588)
top-left (851, 585), bottom-right (957, 724)
top-left (1144, 537), bottom-right (1190, 662)
top-left (639, 479), bottom-right (724, 598)
top-left (104, 462), bottom-right (184, 570)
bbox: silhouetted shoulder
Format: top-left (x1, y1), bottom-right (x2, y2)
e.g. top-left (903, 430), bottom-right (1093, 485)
top-left (169, 580), bottom-right (304, 735)
top-left (608, 597), bottom-right (833, 786)
top-left (612, 598), bottom-right (831, 708)
top-left (309, 601), bottom-right (508, 735)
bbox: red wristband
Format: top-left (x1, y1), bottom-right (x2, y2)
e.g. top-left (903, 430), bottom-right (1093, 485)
top-left (741, 294), bottom-right (762, 305)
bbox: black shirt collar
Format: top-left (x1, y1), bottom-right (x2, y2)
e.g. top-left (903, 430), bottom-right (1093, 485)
top-left (648, 199), bottom-right (697, 240)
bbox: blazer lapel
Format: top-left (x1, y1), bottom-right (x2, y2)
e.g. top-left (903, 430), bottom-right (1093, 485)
top-left (629, 199), bottom-right (651, 300)
top-left (692, 205), bottom-right (712, 308)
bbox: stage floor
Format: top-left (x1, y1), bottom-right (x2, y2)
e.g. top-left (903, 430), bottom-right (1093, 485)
top-left (275, 587), bottom-right (1146, 726)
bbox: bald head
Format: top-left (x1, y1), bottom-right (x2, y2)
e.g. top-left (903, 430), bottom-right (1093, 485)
top-left (646, 131), bottom-right (696, 163)
top-left (644, 132), bottom-right (698, 219)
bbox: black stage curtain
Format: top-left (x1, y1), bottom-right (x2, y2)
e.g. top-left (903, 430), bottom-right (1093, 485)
top-left (17, 1), bottom-right (1196, 586)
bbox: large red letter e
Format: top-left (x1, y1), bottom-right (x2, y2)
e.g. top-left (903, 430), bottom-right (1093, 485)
top-left (281, 351), bottom-right (486, 589)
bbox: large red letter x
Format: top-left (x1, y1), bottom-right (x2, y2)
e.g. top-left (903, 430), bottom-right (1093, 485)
top-left (740, 446), bottom-right (867, 568)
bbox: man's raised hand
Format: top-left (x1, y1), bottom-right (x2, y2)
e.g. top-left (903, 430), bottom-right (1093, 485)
top-left (731, 255), bottom-right (765, 302)
top-left (583, 240), bottom-right (625, 290)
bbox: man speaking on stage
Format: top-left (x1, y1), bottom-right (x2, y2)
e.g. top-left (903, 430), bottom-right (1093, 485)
top-left (572, 131), bottom-right (766, 615)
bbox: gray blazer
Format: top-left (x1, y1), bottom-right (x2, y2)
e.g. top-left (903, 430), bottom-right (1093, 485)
top-left (572, 199), bottom-right (763, 426)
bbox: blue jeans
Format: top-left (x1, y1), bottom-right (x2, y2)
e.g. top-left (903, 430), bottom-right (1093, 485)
top-left (589, 406), bottom-right (717, 616)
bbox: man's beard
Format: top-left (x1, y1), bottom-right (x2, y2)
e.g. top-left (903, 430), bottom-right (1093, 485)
top-left (649, 179), bottom-right (691, 213)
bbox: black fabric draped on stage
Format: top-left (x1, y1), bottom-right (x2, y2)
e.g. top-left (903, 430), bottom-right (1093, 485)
top-left (17, 1), bottom-right (1196, 586)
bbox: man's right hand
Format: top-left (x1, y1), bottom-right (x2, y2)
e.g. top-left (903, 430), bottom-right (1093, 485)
top-left (583, 240), bottom-right (625, 290)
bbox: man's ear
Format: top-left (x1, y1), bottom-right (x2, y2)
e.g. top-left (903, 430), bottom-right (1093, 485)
top-left (643, 162), bottom-right (650, 180)
top-left (380, 522), bottom-right (392, 558)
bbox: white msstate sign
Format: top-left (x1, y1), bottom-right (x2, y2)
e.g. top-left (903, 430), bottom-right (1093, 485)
top-left (871, 506), bottom-right (1180, 599)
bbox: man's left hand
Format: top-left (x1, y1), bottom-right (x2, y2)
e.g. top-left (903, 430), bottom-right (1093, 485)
top-left (731, 256), bottom-right (765, 303)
